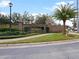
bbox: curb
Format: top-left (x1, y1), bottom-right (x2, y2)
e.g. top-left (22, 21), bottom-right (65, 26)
top-left (0, 39), bottom-right (79, 48)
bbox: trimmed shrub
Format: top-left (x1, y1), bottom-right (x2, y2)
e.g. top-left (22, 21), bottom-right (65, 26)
top-left (0, 28), bottom-right (19, 32)
top-left (0, 31), bottom-right (20, 36)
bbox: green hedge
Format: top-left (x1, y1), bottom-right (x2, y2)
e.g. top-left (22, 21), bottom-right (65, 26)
top-left (0, 31), bottom-right (28, 36)
top-left (0, 28), bottom-right (19, 32)
top-left (0, 33), bottom-right (41, 39)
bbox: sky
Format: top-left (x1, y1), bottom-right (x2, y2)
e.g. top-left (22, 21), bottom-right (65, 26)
top-left (0, 0), bottom-right (78, 26)
top-left (0, 0), bottom-right (77, 15)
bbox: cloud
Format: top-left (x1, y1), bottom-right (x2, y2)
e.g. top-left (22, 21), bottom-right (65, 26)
top-left (31, 12), bottom-right (47, 16)
top-left (53, 19), bottom-right (73, 27)
top-left (56, 2), bottom-right (66, 5)
top-left (68, 1), bottom-right (74, 4)
top-left (45, 1), bottom-right (74, 12)
top-left (45, 2), bottom-right (67, 12)
top-left (45, 2), bottom-right (67, 11)
top-left (0, 0), bottom-right (10, 7)
top-left (0, 12), bottom-right (7, 15)
top-left (31, 13), bottom-right (38, 16)
top-left (56, 1), bottom-right (74, 5)
top-left (45, 5), bottom-right (57, 12)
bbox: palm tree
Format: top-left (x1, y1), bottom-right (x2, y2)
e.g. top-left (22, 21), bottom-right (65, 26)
top-left (54, 3), bottom-right (76, 34)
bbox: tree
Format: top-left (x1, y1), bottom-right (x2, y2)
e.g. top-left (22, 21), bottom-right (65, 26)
top-left (35, 14), bottom-right (52, 33)
top-left (54, 3), bottom-right (76, 34)
top-left (23, 11), bottom-right (30, 24)
top-left (12, 12), bottom-right (21, 23)
top-left (0, 14), bottom-right (9, 24)
top-left (23, 11), bottom-right (34, 24)
top-left (35, 14), bottom-right (49, 24)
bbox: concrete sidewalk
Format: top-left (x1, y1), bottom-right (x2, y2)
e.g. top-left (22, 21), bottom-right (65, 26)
top-left (0, 33), bottom-right (52, 43)
top-left (68, 32), bottom-right (79, 35)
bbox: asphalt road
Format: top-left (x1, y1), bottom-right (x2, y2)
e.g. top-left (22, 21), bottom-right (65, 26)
top-left (0, 42), bottom-right (79, 59)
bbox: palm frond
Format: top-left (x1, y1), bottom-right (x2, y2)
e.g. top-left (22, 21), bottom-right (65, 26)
top-left (54, 3), bottom-right (76, 21)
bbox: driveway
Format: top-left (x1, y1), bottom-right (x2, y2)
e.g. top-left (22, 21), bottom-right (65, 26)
top-left (0, 41), bottom-right (79, 59)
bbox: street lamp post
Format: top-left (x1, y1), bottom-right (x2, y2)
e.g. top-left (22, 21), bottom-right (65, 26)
top-left (9, 2), bottom-right (13, 32)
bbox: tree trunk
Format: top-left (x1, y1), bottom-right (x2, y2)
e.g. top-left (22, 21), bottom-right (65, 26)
top-left (63, 20), bottom-right (66, 34)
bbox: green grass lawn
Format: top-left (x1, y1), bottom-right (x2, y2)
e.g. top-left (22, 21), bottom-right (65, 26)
top-left (0, 33), bottom-right (79, 44)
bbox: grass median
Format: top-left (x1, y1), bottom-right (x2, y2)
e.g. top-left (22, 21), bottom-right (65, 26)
top-left (0, 33), bottom-right (79, 44)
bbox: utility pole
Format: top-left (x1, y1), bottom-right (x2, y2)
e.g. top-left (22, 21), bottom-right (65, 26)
top-left (77, 0), bottom-right (79, 32)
